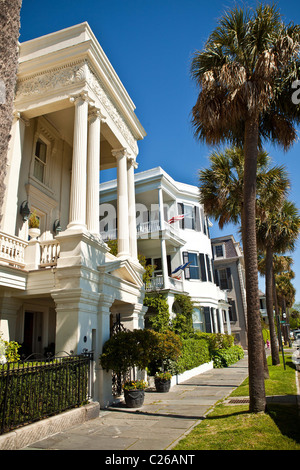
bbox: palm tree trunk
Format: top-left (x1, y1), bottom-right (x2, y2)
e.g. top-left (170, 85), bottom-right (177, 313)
top-left (265, 245), bottom-right (280, 365)
top-left (243, 117), bottom-right (266, 413)
top-left (272, 273), bottom-right (282, 350)
top-left (0, 0), bottom-right (22, 224)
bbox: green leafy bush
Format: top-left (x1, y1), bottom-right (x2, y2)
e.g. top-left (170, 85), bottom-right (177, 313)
top-left (168, 338), bottom-right (211, 375)
top-left (171, 294), bottom-right (194, 338)
top-left (213, 345), bottom-right (244, 368)
top-left (100, 329), bottom-right (182, 375)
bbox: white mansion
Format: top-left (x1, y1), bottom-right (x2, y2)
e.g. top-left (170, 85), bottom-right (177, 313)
top-left (0, 23), bottom-right (147, 406)
top-left (100, 167), bottom-right (231, 335)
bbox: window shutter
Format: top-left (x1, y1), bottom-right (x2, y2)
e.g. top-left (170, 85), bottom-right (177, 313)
top-left (203, 307), bottom-right (212, 333)
top-left (226, 267), bottom-right (232, 289)
top-left (167, 255), bottom-right (171, 276)
top-left (183, 251), bottom-right (190, 279)
top-left (206, 254), bottom-right (212, 282)
top-left (214, 269), bottom-right (220, 286)
top-left (177, 203), bottom-right (184, 228)
top-left (229, 300), bottom-right (237, 321)
top-left (195, 206), bottom-right (201, 231)
top-left (199, 253), bottom-right (207, 281)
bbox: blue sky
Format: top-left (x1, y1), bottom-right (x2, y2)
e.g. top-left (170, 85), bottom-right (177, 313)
top-left (19, 0), bottom-right (300, 302)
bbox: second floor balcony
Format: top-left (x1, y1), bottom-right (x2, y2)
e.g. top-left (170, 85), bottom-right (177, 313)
top-left (145, 274), bottom-right (185, 293)
top-left (101, 219), bottom-right (185, 247)
top-left (0, 231), bottom-right (61, 272)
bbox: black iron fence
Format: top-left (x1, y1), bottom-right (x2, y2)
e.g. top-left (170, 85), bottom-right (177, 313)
top-left (0, 351), bottom-right (93, 435)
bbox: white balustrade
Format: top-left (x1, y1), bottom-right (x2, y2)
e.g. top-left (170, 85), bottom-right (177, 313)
top-left (40, 240), bottom-right (60, 267)
top-left (0, 232), bottom-right (28, 268)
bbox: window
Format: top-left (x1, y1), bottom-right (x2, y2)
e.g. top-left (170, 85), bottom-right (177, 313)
top-left (218, 268), bottom-right (232, 290)
top-left (214, 245), bottom-right (224, 258)
top-left (177, 203), bottom-right (201, 231)
top-left (34, 139), bottom-right (47, 182)
top-left (228, 300), bottom-right (237, 321)
top-left (183, 252), bottom-right (200, 279)
top-left (184, 205), bottom-right (195, 230)
top-left (192, 307), bottom-right (205, 332)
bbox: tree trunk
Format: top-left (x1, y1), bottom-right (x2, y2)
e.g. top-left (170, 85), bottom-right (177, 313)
top-left (0, 0), bottom-right (22, 224)
top-left (265, 245), bottom-right (280, 365)
top-left (272, 273), bottom-right (282, 351)
top-left (243, 117), bottom-right (266, 413)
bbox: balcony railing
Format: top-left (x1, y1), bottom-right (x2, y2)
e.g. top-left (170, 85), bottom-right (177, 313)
top-left (0, 232), bottom-right (62, 270)
top-left (137, 220), bottom-right (160, 236)
top-left (0, 232), bottom-right (28, 269)
top-left (101, 219), bottom-right (183, 241)
top-left (40, 240), bottom-right (60, 267)
top-left (145, 275), bottom-right (184, 292)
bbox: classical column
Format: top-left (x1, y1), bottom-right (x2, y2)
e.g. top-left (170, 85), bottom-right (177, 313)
top-left (112, 148), bottom-right (130, 258)
top-left (218, 308), bottom-right (225, 333)
top-left (86, 108), bottom-right (103, 234)
top-left (212, 308), bottom-right (218, 333)
top-left (2, 112), bottom-right (28, 234)
top-left (158, 187), bottom-right (169, 289)
top-left (127, 157), bottom-right (138, 260)
top-left (225, 308), bottom-right (232, 334)
top-left (95, 297), bottom-right (114, 406)
top-left (68, 93), bottom-right (89, 231)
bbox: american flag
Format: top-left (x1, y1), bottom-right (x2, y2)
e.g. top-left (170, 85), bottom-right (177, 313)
top-left (168, 214), bottom-right (184, 224)
top-left (171, 262), bottom-right (191, 279)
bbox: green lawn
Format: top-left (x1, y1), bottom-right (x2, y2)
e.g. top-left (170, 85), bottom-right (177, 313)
top-left (174, 355), bottom-right (300, 451)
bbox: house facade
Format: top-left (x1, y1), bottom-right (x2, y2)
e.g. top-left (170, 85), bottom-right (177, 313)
top-left (100, 167), bottom-right (231, 334)
top-left (0, 23), bottom-right (147, 407)
top-left (211, 235), bottom-right (248, 347)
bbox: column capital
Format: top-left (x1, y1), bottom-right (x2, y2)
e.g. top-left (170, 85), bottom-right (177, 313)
top-left (111, 147), bottom-right (129, 160)
top-left (88, 106), bottom-right (106, 122)
top-left (69, 91), bottom-right (94, 106)
top-left (13, 110), bottom-right (30, 126)
top-left (127, 156), bottom-right (138, 169)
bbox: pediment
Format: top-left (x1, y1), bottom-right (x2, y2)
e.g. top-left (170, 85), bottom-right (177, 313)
top-left (100, 258), bottom-right (144, 288)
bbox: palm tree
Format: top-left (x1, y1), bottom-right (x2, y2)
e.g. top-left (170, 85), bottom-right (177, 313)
top-left (0, 0), bottom-right (22, 223)
top-left (256, 201), bottom-right (300, 364)
top-left (274, 256), bottom-right (297, 344)
top-left (199, 147), bottom-right (289, 233)
top-left (191, 3), bottom-right (300, 412)
top-left (200, 146), bottom-right (289, 372)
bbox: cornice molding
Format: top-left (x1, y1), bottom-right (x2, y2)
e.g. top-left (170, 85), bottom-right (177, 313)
top-left (16, 59), bottom-right (138, 154)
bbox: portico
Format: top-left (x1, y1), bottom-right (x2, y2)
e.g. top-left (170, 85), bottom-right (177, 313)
top-left (0, 23), bottom-right (146, 407)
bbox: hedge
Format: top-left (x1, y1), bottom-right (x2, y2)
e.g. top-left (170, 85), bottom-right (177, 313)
top-left (167, 338), bottom-right (211, 375)
top-left (212, 345), bottom-right (245, 368)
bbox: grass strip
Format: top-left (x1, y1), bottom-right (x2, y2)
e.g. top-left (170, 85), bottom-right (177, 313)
top-left (174, 355), bottom-right (300, 451)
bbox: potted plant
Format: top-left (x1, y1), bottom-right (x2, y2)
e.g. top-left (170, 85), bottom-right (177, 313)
top-left (152, 330), bottom-right (182, 393)
top-left (28, 210), bottom-right (40, 239)
top-left (154, 371), bottom-right (172, 393)
top-left (100, 329), bottom-right (158, 408)
top-left (123, 379), bottom-right (148, 408)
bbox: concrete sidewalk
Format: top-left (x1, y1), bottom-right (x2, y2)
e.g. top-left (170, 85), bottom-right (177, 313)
top-left (21, 355), bottom-right (250, 451)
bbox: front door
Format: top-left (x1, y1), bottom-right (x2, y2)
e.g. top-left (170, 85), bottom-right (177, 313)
top-left (23, 311), bottom-right (43, 356)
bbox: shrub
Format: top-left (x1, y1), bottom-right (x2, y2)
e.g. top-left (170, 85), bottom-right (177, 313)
top-left (171, 294), bottom-right (194, 338)
top-left (193, 332), bottom-right (234, 352)
top-left (168, 338), bottom-right (211, 375)
top-left (213, 345), bottom-right (244, 368)
top-left (100, 329), bottom-right (182, 376)
top-left (0, 333), bottom-right (21, 363)
top-left (143, 294), bottom-right (170, 332)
